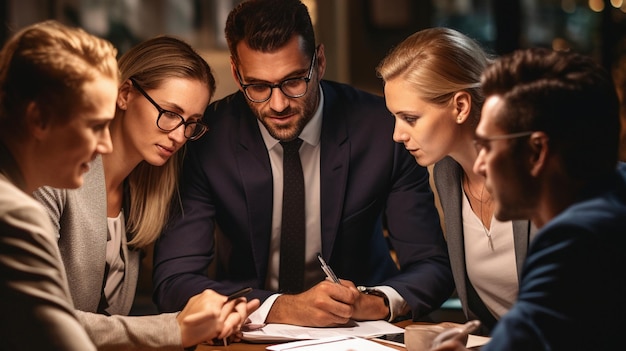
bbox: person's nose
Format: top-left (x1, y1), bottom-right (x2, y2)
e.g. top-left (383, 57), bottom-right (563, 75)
top-left (168, 124), bottom-right (187, 144)
top-left (473, 149), bottom-right (486, 177)
top-left (97, 128), bottom-right (113, 155)
top-left (268, 87), bottom-right (290, 112)
top-left (392, 119), bottom-right (409, 144)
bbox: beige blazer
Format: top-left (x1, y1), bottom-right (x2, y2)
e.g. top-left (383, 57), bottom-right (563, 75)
top-left (34, 156), bottom-right (183, 350)
top-left (0, 143), bottom-right (96, 350)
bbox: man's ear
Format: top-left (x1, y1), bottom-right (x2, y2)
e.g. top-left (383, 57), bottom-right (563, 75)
top-left (315, 44), bottom-right (327, 80)
top-left (453, 91), bottom-right (472, 124)
top-left (230, 57), bottom-right (242, 91)
top-left (117, 79), bottom-right (132, 110)
top-left (529, 131), bottom-right (549, 177)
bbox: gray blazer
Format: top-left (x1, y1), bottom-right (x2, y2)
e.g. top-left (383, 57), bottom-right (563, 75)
top-left (34, 156), bottom-right (183, 350)
top-left (1, 143), bottom-right (96, 351)
top-left (433, 157), bottom-right (534, 333)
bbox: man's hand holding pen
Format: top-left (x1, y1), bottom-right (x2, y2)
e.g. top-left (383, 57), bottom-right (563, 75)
top-left (266, 279), bottom-right (360, 326)
top-left (265, 254), bottom-right (391, 326)
top-left (317, 253), bottom-right (390, 321)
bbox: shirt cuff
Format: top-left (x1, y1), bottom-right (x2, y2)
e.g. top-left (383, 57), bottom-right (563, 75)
top-left (371, 285), bottom-right (409, 321)
top-left (247, 293), bottom-right (281, 324)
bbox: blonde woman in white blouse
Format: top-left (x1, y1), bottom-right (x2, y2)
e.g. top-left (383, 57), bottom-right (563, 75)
top-left (377, 27), bottom-right (535, 335)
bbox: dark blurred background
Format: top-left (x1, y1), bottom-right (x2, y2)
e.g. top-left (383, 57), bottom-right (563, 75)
top-left (3, 0), bottom-right (626, 99)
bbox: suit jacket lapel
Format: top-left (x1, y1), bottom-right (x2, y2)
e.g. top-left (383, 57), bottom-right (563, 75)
top-left (319, 83), bottom-right (349, 258)
top-left (435, 158), bottom-right (468, 309)
top-left (235, 105), bottom-right (273, 282)
top-left (512, 220), bottom-right (531, 279)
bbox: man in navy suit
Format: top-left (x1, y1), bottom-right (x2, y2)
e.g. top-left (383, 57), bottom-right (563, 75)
top-left (153, 0), bottom-right (453, 327)
top-left (434, 48), bottom-right (626, 350)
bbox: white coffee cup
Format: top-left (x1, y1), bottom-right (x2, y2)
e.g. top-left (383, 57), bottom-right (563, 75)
top-left (404, 324), bottom-right (445, 351)
top-left (404, 322), bottom-right (474, 351)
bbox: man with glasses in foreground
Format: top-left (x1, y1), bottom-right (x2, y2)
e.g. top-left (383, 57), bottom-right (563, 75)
top-left (153, 0), bottom-right (453, 327)
top-left (434, 48), bottom-right (626, 351)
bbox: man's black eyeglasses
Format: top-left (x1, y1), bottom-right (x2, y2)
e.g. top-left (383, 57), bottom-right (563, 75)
top-left (235, 51), bottom-right (316, 103)
top-left (129, 77), bottom-right (208, 141)
top-left (473, 131), bottom-right (534, 153)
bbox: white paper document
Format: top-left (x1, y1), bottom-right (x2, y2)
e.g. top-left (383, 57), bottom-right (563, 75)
top-left (467, 334), bottom-right (490, 348)
top-left (242, 320), bottom-right (404, 343)
top-left (266, 336), bottom-right (399, 351)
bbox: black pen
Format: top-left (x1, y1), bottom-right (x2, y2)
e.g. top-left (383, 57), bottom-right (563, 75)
top-left (220, 287), bottom-right (252, 346)
top-left (317, 253), bottom-right (340, 283)
top-left (227, 287), bottom-right (252, 301)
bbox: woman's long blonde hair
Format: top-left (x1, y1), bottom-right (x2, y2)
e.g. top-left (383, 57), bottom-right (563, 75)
top-left (117, 36), bottom-right (215, 248)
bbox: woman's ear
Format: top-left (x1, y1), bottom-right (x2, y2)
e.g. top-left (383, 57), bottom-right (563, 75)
top-left (25, 101), bottom-right (48, 139)
top-left (117, 79), bottom-right (132, 110)
top-left (453, 91), bottom-right (472, 124)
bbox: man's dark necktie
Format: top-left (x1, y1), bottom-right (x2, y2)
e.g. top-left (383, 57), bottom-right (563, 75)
top-left (279, 138), bottom-right (305, 293)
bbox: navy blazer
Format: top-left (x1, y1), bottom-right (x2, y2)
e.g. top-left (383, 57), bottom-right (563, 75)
top-left (484, 164), bottom-right (626, 350)
top-left (153, 80), bottom-right (454, 319)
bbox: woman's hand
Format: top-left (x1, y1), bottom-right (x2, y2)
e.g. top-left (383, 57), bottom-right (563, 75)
top-left (176, 289), bottom-right (260, 348)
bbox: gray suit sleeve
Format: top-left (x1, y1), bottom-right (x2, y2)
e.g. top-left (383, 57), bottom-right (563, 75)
top-left (76, 310), bottom-right (183, 351)
top-left (0, 190), bottom-right (96, 351)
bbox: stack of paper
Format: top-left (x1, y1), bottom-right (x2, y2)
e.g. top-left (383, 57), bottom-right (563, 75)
top-left (242, 320), bottom-right (405, 343)
top-left (266, 336), bottom-right (399, 351)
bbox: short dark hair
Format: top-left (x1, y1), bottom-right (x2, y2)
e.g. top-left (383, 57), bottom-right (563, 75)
top-left (481, 48), bottom-right (620, 180)
top-left (225, 0), bottom-right (316, 63)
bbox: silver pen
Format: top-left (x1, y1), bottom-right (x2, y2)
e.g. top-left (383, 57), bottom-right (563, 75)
top-left (317, 252), bottom-right (340, 283)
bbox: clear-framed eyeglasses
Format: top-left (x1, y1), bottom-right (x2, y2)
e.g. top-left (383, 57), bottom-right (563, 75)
top-left (129, 77), bottom-right (208, 141)
top-left (473, 131), bottom-right (534, 153)
top-left (235, 50), bottom-right (316, 103)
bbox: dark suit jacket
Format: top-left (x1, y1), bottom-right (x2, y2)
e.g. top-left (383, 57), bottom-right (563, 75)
top-left (153, 80), bottom-right (454, 320)
top-left (484, 163), bottom-right (626, 350)
top-left (434, 157), bottom-right (534, 334)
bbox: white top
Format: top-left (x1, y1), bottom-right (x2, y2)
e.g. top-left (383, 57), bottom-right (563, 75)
top-left (104, 211), bottom-right (126, 313)
top-left (462, 188), bottom-right (518, 319)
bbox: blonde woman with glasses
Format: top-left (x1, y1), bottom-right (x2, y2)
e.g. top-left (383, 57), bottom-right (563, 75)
top-left (35, 36), bottom-right (259, 350)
